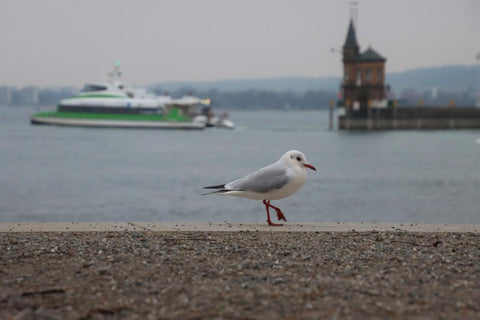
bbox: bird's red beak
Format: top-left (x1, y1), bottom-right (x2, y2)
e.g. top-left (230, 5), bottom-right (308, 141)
top-left (304, 163), bottom-right (316, 171)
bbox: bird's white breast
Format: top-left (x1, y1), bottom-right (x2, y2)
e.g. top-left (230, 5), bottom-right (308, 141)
top-left (263, 166), bottom-right (306, 200)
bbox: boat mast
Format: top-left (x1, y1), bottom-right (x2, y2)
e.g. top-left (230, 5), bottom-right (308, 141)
top-left (108, 61), bottom-right (122, 83)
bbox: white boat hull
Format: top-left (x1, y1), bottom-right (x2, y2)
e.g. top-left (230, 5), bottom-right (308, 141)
top-left (31, 115), bottom-right (206, 130)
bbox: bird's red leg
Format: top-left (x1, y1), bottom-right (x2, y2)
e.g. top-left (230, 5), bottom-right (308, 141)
top-left (263, 200), bottom-right (283, 226)
top-left (267, 202), bottom-right (287, 222)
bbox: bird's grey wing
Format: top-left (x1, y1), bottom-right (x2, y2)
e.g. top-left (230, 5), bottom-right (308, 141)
top-left (225, 165), bottom-right (289, 193)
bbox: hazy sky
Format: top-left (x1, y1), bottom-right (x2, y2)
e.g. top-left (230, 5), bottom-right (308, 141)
top-left (0, 0), bottom-right (478, 87)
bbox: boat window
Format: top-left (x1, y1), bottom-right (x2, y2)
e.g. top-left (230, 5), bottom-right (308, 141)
top-left (82, 84), bottom-right (107, 92)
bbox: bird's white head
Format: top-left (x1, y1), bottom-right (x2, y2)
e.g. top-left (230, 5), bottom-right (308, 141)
top-left (281, 150), bottom-right (316, 171)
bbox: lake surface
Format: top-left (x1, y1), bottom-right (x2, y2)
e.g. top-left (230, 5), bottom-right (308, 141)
top-left (1, 106), bottom-right (480, 223)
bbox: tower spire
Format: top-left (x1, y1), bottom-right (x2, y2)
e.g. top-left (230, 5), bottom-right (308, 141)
top-left (343, 19), bottom-right (359, 49)
top-left (342, 18), bottom-right (359, 62)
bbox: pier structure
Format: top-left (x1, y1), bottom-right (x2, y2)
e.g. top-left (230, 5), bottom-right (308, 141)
top-left (338, 17), bottom-right (480, 130)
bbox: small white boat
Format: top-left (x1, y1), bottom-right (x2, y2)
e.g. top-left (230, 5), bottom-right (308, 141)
top-left (200, 106), bottom-right (235, 129)
top-left (207, 112), bottom-right (235, 129)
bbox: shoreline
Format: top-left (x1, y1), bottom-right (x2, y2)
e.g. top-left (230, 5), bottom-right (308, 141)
top-left (1, 221), bottom-right (479, 233)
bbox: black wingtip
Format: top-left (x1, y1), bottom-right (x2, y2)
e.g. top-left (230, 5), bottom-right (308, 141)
top-left (203, 184), bottom-right (226, 190)
top-left (201, 189), bottom-right (227, 196)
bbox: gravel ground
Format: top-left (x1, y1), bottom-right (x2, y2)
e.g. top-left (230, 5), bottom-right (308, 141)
top-left (1, 231), bottom-right (480, 319)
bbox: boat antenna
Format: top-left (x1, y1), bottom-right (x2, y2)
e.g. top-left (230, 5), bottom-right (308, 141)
top-left (108, 61), bottom-right (122, 82)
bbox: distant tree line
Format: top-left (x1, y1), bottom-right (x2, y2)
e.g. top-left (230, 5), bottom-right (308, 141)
top-left (155, 86), bottom-right (478, 109)
top-left (395, 87), bottom-right (477, 107)
top-left (1, 85), bottom-right (338, 109)
top-left (1, 85), bottom-right (477, 109)
top-left (0, 86), bottom-right (76, 107)
top-left (151, 86), bottom-right (337, 110)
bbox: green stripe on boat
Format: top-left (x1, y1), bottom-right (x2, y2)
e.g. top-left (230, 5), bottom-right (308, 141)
top-left (32, 109), bottom-right (190, 122)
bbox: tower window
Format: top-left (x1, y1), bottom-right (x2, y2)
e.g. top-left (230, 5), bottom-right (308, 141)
top-left (377, 67), bottom-right (383, 82)
top-left (366, 68), bottom-right (372, 83)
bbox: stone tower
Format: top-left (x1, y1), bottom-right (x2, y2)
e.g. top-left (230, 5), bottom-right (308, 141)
top-left (342, 19), bottom-right (386, 109)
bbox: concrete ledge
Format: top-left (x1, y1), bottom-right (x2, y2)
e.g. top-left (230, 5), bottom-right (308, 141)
top-left (1, 222), bottom-right (479, 233)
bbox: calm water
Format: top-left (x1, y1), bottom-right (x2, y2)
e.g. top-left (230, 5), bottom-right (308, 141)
top-left (1, 106), bottom-right (480, 223)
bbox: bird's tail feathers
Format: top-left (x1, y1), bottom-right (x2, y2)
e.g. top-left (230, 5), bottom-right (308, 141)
top-left (203, 184), bottom-right (226, 189)
top-left (201, 189), bottom-right (228, 196)
top-left (202, 184), bottom-right (227, 196)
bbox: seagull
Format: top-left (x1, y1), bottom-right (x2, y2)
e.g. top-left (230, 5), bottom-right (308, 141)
top-left (203, 150), bottom-right (316, 226)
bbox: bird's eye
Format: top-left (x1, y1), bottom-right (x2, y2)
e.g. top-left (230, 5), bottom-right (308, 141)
top-left (296, 156), bottom-right (301, 161)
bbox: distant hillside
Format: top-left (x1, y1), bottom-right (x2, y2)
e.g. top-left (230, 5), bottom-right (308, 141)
top-left (386, 65), bottom-right (480, 92)
top-left (3, 64), bottom-right (477, 108)
top-left (151, 64), bottom-right (480, 94)
top-left (150, 77), bottom-right (341, 93)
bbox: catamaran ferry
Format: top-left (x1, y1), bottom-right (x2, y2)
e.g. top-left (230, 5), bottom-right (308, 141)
top-left (31, 64), bottom-right (233, 129)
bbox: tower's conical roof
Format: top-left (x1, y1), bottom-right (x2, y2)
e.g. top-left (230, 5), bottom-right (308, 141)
top-left (343, 19), bottom-right (359, 49)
